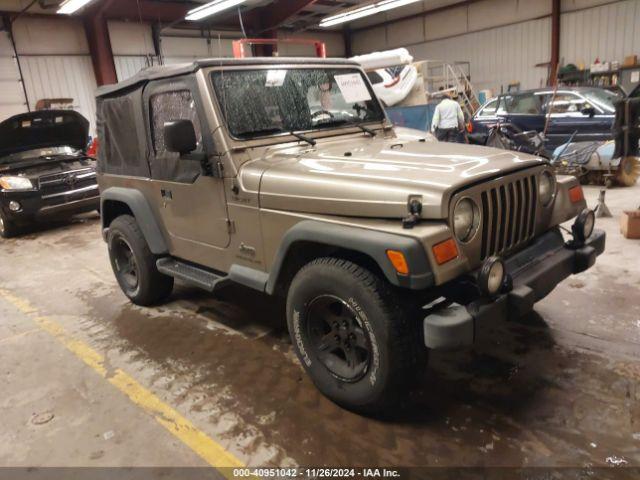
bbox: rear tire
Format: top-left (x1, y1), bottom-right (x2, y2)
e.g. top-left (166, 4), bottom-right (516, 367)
top-left (286, 257), bottom-right (426, 414)
top-left (107, 215), bottom-right (173, 306)
top-left (0, 211), bottom-right (19, 238)
top-left (616, 156), bottom-right (640, 187)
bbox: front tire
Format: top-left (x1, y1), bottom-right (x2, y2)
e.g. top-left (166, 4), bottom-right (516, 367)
top-left (0, 211), bottom-right (19, 238)
top-left (107, 215), bottom-right (173, 306)
top-left (286, 257), bottom-right (426, 414)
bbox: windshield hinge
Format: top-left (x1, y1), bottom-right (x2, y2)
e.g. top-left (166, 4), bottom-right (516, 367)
top-left (402, 195), bottom-right (423, 229)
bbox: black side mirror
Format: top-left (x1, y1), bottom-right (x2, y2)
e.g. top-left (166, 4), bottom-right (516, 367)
top-left (581, 106), bottom-right (596, 117)
top-left (164, 120), bottom-right (197, 154)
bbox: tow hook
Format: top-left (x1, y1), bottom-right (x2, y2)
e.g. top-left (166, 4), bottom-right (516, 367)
top-left (402, 195), bottom-right (423, 229)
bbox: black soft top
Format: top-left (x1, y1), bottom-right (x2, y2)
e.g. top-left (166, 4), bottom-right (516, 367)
top-left (96, 57), bottom-right (360, 97)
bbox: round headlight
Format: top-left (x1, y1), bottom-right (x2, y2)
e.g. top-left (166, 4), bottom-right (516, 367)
top-left (539, 171), bottom-right (556, 207)
top-left (572, 209), bottom-right (595, 243)
top-left (453, 198), bottom-right (479, 242)
top-left (479, 256), bottom-right (506, 297)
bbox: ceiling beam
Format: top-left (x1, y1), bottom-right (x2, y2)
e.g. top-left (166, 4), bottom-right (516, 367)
top-left (99, 0), bottom-right (193, 23)
top-left (243, 0), bottom-right (318, 33)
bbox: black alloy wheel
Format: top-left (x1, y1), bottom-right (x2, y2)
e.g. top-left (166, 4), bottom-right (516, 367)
top-left (111, 235), bottom-right (139, 291)
top-left (307, 295), bottom-right (371, 382)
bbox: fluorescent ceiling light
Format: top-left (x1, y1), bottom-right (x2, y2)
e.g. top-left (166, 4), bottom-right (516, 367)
top-left (320, 0), bottom-right (422, 27)
top-left (186, 0), bottom-right (247, 21)
top-left (57, 0), bottom-right (96, 14)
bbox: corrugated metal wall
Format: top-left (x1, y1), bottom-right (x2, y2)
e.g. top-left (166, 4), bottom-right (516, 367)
top-left (409, 17), bottom-right (551, 93)
top-left (19, 55), bottom-right (97, 129)
top-left (114, 56), bottom-right (155, 82)
top-left (161, 35), bottom-right (235, 65)
top-left (350, 0), bottom-right (640, 95)
top-left (0, 30), bottom-right (28, 121)
top-left (560, 0), bottom-right (640, 67)
top-left (109, 21), bottom-right (159, 82)
top-left (10, 17), bottom-right (98, 135)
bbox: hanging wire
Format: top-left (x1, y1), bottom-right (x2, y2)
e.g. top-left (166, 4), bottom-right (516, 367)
top-left (10, 0), bottom-right (37, 25)
top-left (238, 6), bottom-right (247, 38)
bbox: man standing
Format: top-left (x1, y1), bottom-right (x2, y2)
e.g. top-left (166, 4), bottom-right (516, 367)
top-left (431, 92), bottom-right (465, 142)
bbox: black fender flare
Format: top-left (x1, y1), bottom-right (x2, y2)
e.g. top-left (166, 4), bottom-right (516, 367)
top-left (265, 220), bottom-right (434, 294)
top-left (101, 187), bottom-right (168, 255)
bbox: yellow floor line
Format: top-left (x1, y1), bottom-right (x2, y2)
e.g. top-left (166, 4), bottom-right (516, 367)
top-left (0, 288), bottom-right (246, 476)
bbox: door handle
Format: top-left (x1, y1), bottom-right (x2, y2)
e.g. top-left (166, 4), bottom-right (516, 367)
top-left (161, 189), bottom-right (173, 200)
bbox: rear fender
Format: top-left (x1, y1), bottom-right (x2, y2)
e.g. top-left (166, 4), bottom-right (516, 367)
top-left (101, 187), bottom-right (168, 254)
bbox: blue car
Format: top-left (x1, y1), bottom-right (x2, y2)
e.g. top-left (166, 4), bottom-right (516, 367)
top-left (468, 87), bottom-right (619, 151)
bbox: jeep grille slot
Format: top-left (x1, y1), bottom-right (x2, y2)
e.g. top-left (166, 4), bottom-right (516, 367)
top-left (480, 175), bottom-right (537, 259)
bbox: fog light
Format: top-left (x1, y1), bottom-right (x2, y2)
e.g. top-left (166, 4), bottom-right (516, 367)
top-left (478, 256), bottom-right (505, 297)
top-left (572, 209), bottom-right (595, 243)
top-left (8, 201), bottom-right (21, 212)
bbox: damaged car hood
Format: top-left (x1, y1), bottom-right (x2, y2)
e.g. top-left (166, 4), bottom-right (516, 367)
top-left (0, 110), bottom-right (89, 158)
top-left (253, 135), bottom-right (544, 219)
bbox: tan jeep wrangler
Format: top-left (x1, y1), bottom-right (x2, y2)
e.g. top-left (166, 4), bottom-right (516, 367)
top-left (96, 58), bottom-right (605, 413)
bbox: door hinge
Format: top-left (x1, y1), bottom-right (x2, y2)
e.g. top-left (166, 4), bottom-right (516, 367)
top-left (226, 219), bottom-right (236, 234)
top-left (216, 161), bottom-right (225, 178)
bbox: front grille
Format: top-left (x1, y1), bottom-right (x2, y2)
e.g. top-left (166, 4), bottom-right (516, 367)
top-left (480, 174), bottom-right (537, 260)
top-left (38, 168), bottom-right (98, 207)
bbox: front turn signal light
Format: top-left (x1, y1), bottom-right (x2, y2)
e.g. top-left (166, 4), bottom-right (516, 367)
top-left (432, 238), bottom-right (459, 265)
top-left (386, 250), bottom-right (409, 275)
top-left (569, 185), bottom-right (584, 203)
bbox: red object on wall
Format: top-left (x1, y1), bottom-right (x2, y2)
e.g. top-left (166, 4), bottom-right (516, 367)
top-left (232, 38), bottom-right (327, 58)
top-left (87, 137), bottom-right (99, 158)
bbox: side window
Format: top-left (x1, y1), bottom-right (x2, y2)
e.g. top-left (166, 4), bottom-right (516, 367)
top-left (507, 93), bottom-right (542, 114)
top-left (478, 99), bottom-right (498, 117)
top-left (366, 71), bottom-right (383, 85)
top-left (545, 93), bottom-right (591, 114)
top-left (150, 90), bottom-right (202, 155)
top-left (149, 90), bottom-right (203, 183)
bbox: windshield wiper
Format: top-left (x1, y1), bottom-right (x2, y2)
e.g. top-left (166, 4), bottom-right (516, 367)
top-left (289, 131), bottom-right (316, 146)
top-left (356, 123), bottom-right (377, 137)
top-left (315, 118), bottom-right (377, 137)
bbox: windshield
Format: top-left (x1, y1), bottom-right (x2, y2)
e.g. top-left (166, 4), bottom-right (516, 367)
top-left (0, 146), bottom-right (81, 165)
top-left (211, 68), bottom-right (385, 139)
top-left (581, 88), bottom-right (618, 113)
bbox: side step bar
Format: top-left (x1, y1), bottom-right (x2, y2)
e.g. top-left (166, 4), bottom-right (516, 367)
top-left (156, 258), bottom-right (230, 292)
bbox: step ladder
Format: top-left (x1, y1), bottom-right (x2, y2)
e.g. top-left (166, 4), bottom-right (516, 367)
top-left (423, 60), bottom-right (481, 118)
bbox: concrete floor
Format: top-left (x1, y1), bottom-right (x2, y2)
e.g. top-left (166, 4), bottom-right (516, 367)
top-left (0, 184), bottom-right (639, 472)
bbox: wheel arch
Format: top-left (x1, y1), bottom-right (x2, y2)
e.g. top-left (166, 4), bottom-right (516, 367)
top-left (101, 187), bottom-right (168, 255)
top-left (265, 220), bottom-right (434, 296)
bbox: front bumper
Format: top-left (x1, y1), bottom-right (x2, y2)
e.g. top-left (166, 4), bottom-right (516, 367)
top-left (1, 185), bottom-right (99, 224)
top-left (423, 228), bottom-right (606, 349)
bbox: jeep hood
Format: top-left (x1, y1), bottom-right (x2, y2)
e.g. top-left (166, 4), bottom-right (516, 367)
top-left (0, 110), bottom-right (89, 158)
top-left (255, 136), bottom-right (544, 219)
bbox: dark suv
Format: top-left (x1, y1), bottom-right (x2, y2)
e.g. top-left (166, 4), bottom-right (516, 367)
top-left (0, 110), bottom-right (99, 238)
top-left (468, 87), bottom-right (619, 150)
